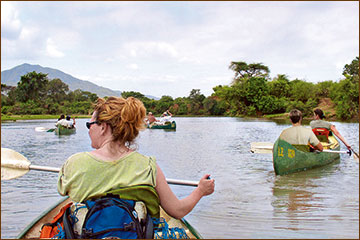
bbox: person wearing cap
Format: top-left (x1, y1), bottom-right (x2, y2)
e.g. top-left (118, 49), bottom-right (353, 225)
top-left (160, 110), bottom-right (173, 123)
top-left (65, 115), bottom-right (76, 129)
top-left (310, 108), bottom-right (351, 150)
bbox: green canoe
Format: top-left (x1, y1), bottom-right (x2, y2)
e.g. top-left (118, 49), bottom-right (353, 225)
top-left (148, 121), bottom-right (176, 130)
top-left (54, 126), bottom-right (76, 135)
top-left (17, 197), bottom-right (202, 239)
top-left (273, 135), bottom-right (340, 176)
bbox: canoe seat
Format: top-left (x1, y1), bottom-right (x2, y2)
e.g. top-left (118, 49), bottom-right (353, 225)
top-left (312, 128), bottom-right (330, 143)
top-left (292, 144), bottom-right (310, 152)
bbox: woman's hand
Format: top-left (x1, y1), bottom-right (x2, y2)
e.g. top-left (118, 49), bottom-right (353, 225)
top-left (198, 174), bottom-right (215, 196)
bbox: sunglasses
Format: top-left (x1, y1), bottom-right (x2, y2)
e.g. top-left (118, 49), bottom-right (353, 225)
top-left (86, 121), bottom-right (98, 129)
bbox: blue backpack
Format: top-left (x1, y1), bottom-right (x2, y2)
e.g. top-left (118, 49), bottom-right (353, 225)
top-left (80, 196), bottom-right (150, 239)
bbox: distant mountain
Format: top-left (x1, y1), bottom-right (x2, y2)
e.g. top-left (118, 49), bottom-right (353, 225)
top-left (1, 63), bottom-right (159, 99)
top-left (1, 63), bottom-right (122, 98)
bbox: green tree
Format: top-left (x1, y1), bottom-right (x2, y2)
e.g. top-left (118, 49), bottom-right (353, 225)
top-left (343, 56), bottom-right (359, 77)
top-left (68, 89), bottom-right (98, 102)
top-left (1, 84), bottom-right (17, 106)
top-left (333, 56), bottom-right (359, 120)
top-left (15, 71), bottom-right (49, 102)
top-left (268, 74), bottom-right (291, 98)
top-left (189, 89), bottom-right (205, 104)
top-left (155, 95), bottom-right (174, 114)
top-left (46, 78), bottom-right (69, 103)
top-left (229, 61), bottom-right (270, 84)
top-left (188, 89), bottom-right (205, 114)
top-left (288, 79), bottom-right (315, 103)
top-left (121, 91), bottom-right (145, 99)
top-left (314, 80), bottom-right (337, 99)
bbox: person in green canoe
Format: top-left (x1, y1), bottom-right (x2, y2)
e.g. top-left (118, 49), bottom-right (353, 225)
top-left (279, 109), bottom-right (323, 152)
top-left (57, 96), bottom-right (214, 220)
top-left (310, 108), bottom-right (351, 150)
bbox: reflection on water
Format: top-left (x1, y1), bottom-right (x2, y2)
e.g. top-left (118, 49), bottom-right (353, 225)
top-left (1, 118), bottom-right (359, 239)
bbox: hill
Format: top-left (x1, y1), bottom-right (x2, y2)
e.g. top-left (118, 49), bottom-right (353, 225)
top-left (1, 63), bottom-right (157, 99)
top-left (1, 63), bottom-right (121, 98)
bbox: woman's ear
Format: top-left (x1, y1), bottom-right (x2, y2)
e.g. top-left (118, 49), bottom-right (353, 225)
top-left (100, 122), bottom-right (107, 134)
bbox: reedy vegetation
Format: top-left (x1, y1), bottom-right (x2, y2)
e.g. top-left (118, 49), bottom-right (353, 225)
top-left (1, 57), bottom-right (358, 121)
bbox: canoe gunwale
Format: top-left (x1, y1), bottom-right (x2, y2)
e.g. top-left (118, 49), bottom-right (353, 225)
top-left (17, 197), bottom-right (69, 239)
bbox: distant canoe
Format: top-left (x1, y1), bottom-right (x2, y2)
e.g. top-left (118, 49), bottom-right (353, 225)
top-left (273, 135), bottom-right (340, 176)
top-left (54, 126), bottom-right (76, 135)
top-left (148, 121), bottom-right (176, 130)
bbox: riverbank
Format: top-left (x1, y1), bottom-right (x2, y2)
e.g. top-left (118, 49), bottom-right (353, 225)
top-left (1, 114), bottom-right (91, 122)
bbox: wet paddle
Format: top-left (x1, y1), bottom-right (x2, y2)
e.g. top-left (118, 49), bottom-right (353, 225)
top-left (1, 148), bottom-right (199, 186)
top-left (250, 142), bottom-right (352, 155)
top-left (337, 140), bottom-right (359, 159)
top-left (35, 127), bottom-right (55, 132)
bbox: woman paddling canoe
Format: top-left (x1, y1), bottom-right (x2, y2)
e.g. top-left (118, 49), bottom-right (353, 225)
top-left (310, 108), bottom-right (352, 150)
top-left (56, 96), bottom-right (214, 238)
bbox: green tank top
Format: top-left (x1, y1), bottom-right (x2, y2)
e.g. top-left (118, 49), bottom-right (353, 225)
top-left (57, 151), bottom-right (160, 217)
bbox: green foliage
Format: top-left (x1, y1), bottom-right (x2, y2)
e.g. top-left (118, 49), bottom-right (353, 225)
top-left (121, 91), bottom-right (145, 99)
top-left (46, 78), bottom-right (69, 103)
top-left (258, 96), bottom-right (286, 114)
top-left (314, 80), bottom-right (336, 99)
top-left (333, 76), bottom-right (359, 120)
top-left (15, 71), bottom-right (49, 103)
top-left (268, 74), bottom-right (291, 98)
top-left (343, 56), bottom-right (359, 77)
top-left (64, 101), bottom-right (93, 115)
top-left (212, 99), bottom-right (227, 115)
top-left (155, 95), bottom-right (174, 114)
top-left (5, 57), bottom-right (358, 121)
top-left (189, 89), bottom-right (205, 104)
top-left (288, 79), bottom-right (315, 103)
top-left (188, 89), bottom-right (205, 115)
top-left (229, 61), bottom-right (270, 84)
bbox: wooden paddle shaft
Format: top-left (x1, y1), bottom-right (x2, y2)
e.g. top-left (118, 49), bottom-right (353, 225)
top-left (29, 165), bottom-right (199, 186)
top-left (30, 165), bottom-right (60, 172)
top-left (322, 149), bottom-right (351, 155)
top-left (166, 178), bottom-right (199, 187)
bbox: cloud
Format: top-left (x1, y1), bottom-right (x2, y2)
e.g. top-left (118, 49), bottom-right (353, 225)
top-left (1, 1), bottom-right (358, 98)
top-left (124, 41), bottom-right (179, 59)
top-left (45, 38), bottom-right (65, 58)
top-left (1, 2), bottom-right (22, 40)
top-left (126, 63), bottom-right (139, 70)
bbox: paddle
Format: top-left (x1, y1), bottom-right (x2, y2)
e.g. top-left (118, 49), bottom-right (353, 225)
top-left (1, 148), bottom-right (199, 187)
top-left (35, 127), bottom-right (55, 132)
top-left (336, 138), bottom-right (359, 159)
top-left (250, 142), bottom-right (352, 156)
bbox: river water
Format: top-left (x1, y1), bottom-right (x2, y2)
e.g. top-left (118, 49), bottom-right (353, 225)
top-left (1, 117), bottom-right (359, 239)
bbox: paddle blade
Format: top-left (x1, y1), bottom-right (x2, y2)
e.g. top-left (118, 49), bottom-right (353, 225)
top-left (1, 148), bottom-right (31, 180)
top-left (35, 127), bottom-right (47, 132)
top-left (47, 128), bottom-right (55, 132)
top-left (353, 150), bottom-right (359, 163)
top-left (250, 142), bottom-right (273, 154)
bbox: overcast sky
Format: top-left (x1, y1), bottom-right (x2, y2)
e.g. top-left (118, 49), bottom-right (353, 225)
top-left (2, 1), bottom-right (359, 98)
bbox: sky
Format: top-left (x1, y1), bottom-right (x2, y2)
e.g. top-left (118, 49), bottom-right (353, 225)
top-left (1, 1), bottom-right (359, 98)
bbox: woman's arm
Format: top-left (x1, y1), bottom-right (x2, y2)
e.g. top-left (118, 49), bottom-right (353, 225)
top-left (330, 125), bottom-right (351, 149)
top-left (155, 164), bottom-right (214, 219)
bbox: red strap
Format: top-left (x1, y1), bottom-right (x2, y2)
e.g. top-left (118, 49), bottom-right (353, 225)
top-left (312, 128), bottom-right (330, 137)
top-left (39, 202), bottom-right (72, 238)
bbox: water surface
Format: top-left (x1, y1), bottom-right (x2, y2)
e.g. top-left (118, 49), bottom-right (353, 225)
top-left (1, 117), bottom-right (359, 238)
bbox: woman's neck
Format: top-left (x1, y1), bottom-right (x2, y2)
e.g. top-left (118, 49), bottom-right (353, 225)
top-left (92, 140), bottom-right (132, 161)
